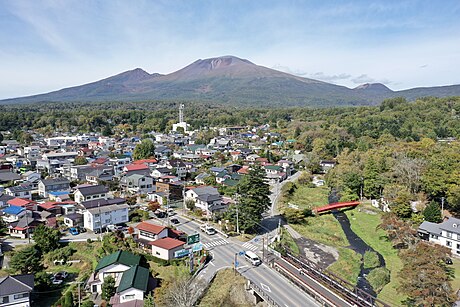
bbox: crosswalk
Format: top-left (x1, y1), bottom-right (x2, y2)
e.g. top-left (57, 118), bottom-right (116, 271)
top-left (203, 239), bottom-right (229, 249)
top-left (242, 241), bottom-right (259, 251)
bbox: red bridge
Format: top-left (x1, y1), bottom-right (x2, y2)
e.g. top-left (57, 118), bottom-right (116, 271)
top-left (314, 201), bottom-right (360, 214)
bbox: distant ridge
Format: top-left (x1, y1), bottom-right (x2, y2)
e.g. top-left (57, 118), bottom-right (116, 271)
top-left (2, 55), bottom-right (460, 107)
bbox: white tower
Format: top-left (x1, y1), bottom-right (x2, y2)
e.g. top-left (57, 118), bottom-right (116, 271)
top-left (179, 104), bottom-right (185, 123)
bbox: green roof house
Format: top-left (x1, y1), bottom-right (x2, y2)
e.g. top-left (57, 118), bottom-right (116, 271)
top-left (113, 265), bottom-right (150, 304)
top-left (88, 251), bottom-right (142, 296)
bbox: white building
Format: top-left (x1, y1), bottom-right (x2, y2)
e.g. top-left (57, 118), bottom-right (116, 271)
top-left (418, 217), bottom-right (460, 256)
top-left (185, 186), bottom-right (224, 215)
top-left (83, 204), bottom-right (129, 231)
top-left (0, 274), bottom-right (34, 307)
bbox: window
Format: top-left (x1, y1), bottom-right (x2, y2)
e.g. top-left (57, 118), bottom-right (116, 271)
top-left (156, 251), bottom-right (160, 255)
top-left (447, 232), bottom-right (452, 238)
top-left (14, 293), bottom-right (28, 299)
top-left (457, 243), bottom-right (460, 250)
top-left (1, 296), bottom-right (9, 303)
top-left (124, 294), bottom-right (135, 300)
top-left (430, 234), bottom-right (439, 240)
top-left (446, 241), bottom-right (452, 247)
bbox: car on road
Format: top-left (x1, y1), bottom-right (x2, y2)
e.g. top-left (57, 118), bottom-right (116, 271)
top-left (69, 227), bottom-right (79, 235)
top-left (244, 251), bottom-right (262, 266)
top-left (200, 224), bottom-right (216, 235)
top-left (51, 278), bottom-right (63, 285)
top-left (170, 218), bottom-right (180, 225)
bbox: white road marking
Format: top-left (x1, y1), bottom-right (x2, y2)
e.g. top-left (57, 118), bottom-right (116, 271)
top-left (242, 242), bottom-right (258, 251)
top-left (210, 261), bottom-right (215, 266)
top-left (261, 283), bottom-right (272, 293)
top-left (203, 239), bottom-right (229, 249)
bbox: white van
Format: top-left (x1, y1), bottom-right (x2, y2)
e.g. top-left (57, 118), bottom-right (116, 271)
top-left (200, 224), bottom-right (216, 235)
top-left (244, 250), bottom-right (261, 266)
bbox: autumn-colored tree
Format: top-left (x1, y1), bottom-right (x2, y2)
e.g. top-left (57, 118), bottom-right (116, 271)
top-left (378, 213), bottom-right (418, 249)
top-left (147, 201), bottom-right (161, 212)
top-left (398, 242), bottom-right (455, 306)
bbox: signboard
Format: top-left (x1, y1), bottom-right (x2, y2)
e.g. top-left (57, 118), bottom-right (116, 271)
top-left (187, 233), bottom-right (200, 245)
top-left (192, 243), bottom-right (203, 252)
top-left (174, 249), bottom-right (189, 258)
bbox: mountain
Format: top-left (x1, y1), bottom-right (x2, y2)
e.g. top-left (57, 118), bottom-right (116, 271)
top-left (2, 55), bottom-right (460, 107)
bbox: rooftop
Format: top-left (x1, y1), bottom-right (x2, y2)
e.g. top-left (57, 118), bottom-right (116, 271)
top-left (149, 237), bottom-right (185, 250)
top-left (95, 250), bottom-right (140, 272)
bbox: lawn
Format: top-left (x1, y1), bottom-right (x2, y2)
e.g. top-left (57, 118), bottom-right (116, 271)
top-left (198, 269), bottom-right (252, 307)
top-left (345, 207), bottom-right (406, 306)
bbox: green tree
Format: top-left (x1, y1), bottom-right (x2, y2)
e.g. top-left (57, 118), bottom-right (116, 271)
top-left (63, 291), bottom-right (75, 307)
top-left (283, 208), bottom-right (304, 224)
top-left (102, 124), bottom-right (112, 136)
top-left (102, 276), bottom-right (116, 301)
top-left (230, 166), bottom-right (270, 233)
top-left (133, 139), bottom-right (155, 160)
top-left (74, 156), bottom-right (88, 165)
top-left (144, 293), bottom-right (155, 307)
top-left (203, 175), bottom-right (217, 186)
top-left (10, 246), bottom-right (43, 274)
top-left (33, 224), bottom-right (62, 253)
top-left (423, 201), bottom-right (442, 223)
top-left (81, 300), bottom-right (95, 307)
top-left (447, 184), bottom-right (460, 217)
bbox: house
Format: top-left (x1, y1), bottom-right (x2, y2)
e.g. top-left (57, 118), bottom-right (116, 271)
top-left (110, 265), bottom-right (151, 305)
top-left (86, 168), bottom-right (114, 184)
top-left (166, 160), bottom-right (187, 179)
top-left (38, 178), bottom-right (70, 198)
top-left (109, 157), bottom-right (132, 176)
top-left (120, 174), bottom-right (154, 195)
top-left (195, 173), bottom-right (210, 185)
top-left (155, 181), bottom-right (183, 201)
top-left (150, 167), bottom-right (171, 179)
top-left (149, 237), bottom-right (186, 260)
top-left (418, 217), bottom-right (460, 256)
top-left (0, 274), bottom-right (34, 307)
top-left (7, 198), bottom-right (36, 211)
top-left (4, 186), bottom-right (32, 200)
top-left (136, 222), bottom-right (168, 249)
top-left (8, 211), bottom-right (41, 239)
top-left (83, 204), bottom-right (129, 231)
top-left (1, 206), bottom-right (26, 223)
top-left (185, 186), bottom-right (224, 215)
top-left (319, 160), bottom-right (337, 173)
top-left (0, 170), bottom-right (21, 184)
top-left (0, 194), bottom-right (14, 209)
top-left (264, 165), bottom-right (286, 182)
top-left (88, 250), bottom-right (141, 294)
top-left (74, 185), bottom-right (109, 204)
top-left (123, 164), bottom-right (151, 177)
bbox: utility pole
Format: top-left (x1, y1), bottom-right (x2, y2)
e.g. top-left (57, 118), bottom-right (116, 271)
top-left (25, 210), bottom-right (30, 244)
top-left (78, 282), bottom-right (81, 307)
top-left (235, 193), bottom-right (240, 234)
top-left (441, 197), bottom-right (445, 219)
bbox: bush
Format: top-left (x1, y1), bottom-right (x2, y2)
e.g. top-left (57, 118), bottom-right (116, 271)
top-left (283, 208), bottom-right (305, 224)
top-left (367, 267), bottom-right (390, 293)
top-left (363, 251), bottom-right (380, 269)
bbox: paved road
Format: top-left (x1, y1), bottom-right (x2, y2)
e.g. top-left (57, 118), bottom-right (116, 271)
top-left (172, 215), bottom-right (321, 307)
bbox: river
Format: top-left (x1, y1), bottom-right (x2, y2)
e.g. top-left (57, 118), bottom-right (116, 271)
top-left (329, 192), bottom-right (386, 297)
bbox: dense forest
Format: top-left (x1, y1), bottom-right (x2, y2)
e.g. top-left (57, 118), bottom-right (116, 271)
top-left (2, 96), bottom-right (460, 217)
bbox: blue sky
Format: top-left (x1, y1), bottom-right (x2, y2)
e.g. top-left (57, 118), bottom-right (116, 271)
top-left (1, 0), bottom-right (460, 99)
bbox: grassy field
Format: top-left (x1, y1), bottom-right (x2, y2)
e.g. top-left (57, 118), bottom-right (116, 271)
top-left (290, 214), bottom-right (349, 248)
top-left (328, 248), bottom-right (361, 285)
top-left (198, 269), bottom-right (252, 307)
top-left (451, 257), bottom-right (460, 294)
top-left (345, 207), bottom-right (406, 306)
top-left (284, 185), bottom-right (330, 210)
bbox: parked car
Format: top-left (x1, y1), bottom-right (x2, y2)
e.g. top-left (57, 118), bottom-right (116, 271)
top-left (170, 218), bottom-right (180, 225)
top-left (53, 271), bottom-right (68, 280)
top-left (51, 278), bottom-right (63, 285)
top-left (69, 227), bottom-right (79, 235)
